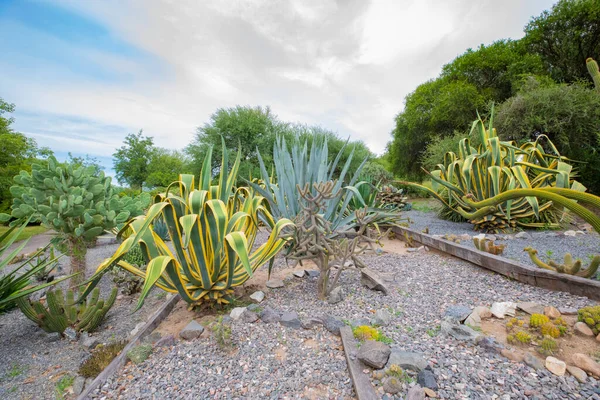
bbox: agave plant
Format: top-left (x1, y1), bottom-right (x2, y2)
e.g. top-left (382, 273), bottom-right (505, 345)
top-left (401, 109), bottom-right (589, 232)
top-left (80, 141), bottom-right (293, 309)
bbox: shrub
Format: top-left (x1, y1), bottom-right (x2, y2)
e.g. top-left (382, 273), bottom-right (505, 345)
top-left (79, 341), bottom-right (126, 378)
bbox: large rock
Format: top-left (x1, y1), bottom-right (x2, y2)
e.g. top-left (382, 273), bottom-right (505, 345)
top-left (382, 376), bottom-right (402, 394)
top-left (524, 352), bottom-right (544, 370)
top-left (572, 353), bottom-right (600, 377)
top-left (241, 310), bottom-right (259, 323)
top-left (441, 320), bottom-right (482, 342)
top-left (464, 312), bottom-right (481, 329)
top-left (544, 306), bottom-right (561, 319)
top-left (301, 317), bottom-right (323, 329)
top-left (305, 270), bottom-right (320, 278)
top-left (360, 268), bottom-right (389, 294)
top-left (155, 334), bottom-right (176, 348)
top-left (266, 278), bottom-right (284, 289)
top-left (545, 356), bottom-right (566, 376)
top-left (373, 309), bottom-right (392, 326)
top-left (443, 305), bottom-right (471, 323)
top-left (558, 307), bottom-right (577, 315)
top-left (280, 311), bottom-right (301, 329)
top-left (323, 316), bottom-right (345, 336)
top-left (472, 306), bottom-right (492, 319)
top-left (385, 349), bottom-right (427, 372)
top-left (179, 320), bottom-right (205, 340)
top-left (515, 232), bottom-right (531, 239)
top-left (259, 307), bottom-right (281, 323)
top-left (357, 340), bottom-right (391, 369)
top-left (566, 365), bottom-right (587, 383)
top-left (490, 302), bottom-right (517, 319)
top-left (327, 286), bottom-right (344, 304)
top-left (249, 291), bottom-right (265, 303)
top-left (406, 384), bottom-right (425, 400)
top-left (72, 375), bottom-right (86, 395)
top-left (79, 332), bottom-right (100, 349)
top-left (230, 307), bottom-right (247, 320)
top-left (293, 270), bottom-right (305, 278)
top-left (476, 336), bottom-right (503, 354)
top-left (517, 302), bottom-right (545, 315)
top-left (417, 366), bottom-right (438, 390)
top-left (501, 348), bottom-right (524, 362)
top-left (574, 322), bottom-right (594, 337)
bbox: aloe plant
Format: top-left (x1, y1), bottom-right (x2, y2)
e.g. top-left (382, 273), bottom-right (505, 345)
top-left (81, 140), bottom-right (293, 309)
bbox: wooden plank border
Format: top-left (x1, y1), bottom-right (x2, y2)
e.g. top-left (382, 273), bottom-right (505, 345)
top-left (77, 294), bottom-right (181, 400)
top-left (391, 226), bottom-right (600, 301)
top-left (339, 326), bottom-right (379, 400)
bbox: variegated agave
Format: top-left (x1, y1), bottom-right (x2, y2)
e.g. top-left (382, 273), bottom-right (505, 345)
top-left (81, 141), bottom-right (292, 308)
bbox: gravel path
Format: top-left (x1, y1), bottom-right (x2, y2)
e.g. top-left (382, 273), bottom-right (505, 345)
top-left (405, 209), bottom-right (600, 278)
top-left (91, 237), bottom-right (598, 399)
top-left (0, 242), bottom-right (165, 400)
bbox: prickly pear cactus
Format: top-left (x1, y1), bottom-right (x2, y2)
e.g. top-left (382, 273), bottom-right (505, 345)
top-left (16, 287), bottom-right (117, 334)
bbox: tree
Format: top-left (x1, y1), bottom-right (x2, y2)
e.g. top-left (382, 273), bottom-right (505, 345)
top-left (67, 153), bottom-right (104, 175)
top-left (146, 148), bottom-right (190, 188)
top-left (113, 130), bottom-right (155, 189)
top-left (525, 0), bottom-right (600, 84)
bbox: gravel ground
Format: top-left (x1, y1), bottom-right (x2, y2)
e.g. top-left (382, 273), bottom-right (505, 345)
top-left (405, 209), bottom-right (600, 277)
top-left (0, 242), bottom-right (165, 400)
top-left (91, 234), bottom-right (598, 399)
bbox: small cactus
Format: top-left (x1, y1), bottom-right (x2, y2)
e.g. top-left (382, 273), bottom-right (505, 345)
top-left (524, 247), bottom-right (599, 278)
top-left (353, 325), bottom-right (381, 341)
top-left (578, 305), bottom-right (600, 335)
top-left (16, 287), bottom-right (117, 334)
top-left (515, 331), bottom-right (532, 344)
top-left (473, 238), bottom-right (506, 255)
top-left (540, 322), bottom-right (560, 338)
top-left (529, 314), bottom-right (549, 328)
top-left (539, 337), bottom-right (557, 355)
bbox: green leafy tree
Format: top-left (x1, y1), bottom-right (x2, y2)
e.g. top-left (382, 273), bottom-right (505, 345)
top-left (525, 0), bottom-right (600, 84)
top-left (113, 130), bottom-right (155, 190)
top-left (67, 153), bottom-right (104, 175)
top-left (146, 148), bottom-right (190, 188)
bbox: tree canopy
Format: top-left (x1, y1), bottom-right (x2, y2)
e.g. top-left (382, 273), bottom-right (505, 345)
top-left (113, 130), bottom-right (155, 190)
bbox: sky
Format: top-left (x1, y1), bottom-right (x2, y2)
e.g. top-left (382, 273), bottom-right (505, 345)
top-left (0, 0), bottom-right (557, 175)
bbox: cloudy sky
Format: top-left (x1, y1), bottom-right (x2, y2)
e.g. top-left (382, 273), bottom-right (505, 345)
top-left (0, 0), bottom-right (556, 173)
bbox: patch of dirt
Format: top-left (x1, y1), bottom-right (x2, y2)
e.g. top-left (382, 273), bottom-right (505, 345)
top-left (244, 259), bottom-right (319, 291)
top-left (482, 312), bottom-right (599, 365)
top-left (154, 301), bottom-right (198, 337)
top-left (378, 236), bottom-right (410, 255)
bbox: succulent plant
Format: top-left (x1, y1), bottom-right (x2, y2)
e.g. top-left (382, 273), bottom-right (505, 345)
top-left (515, 331), bottom-right (532, 344)
top-left (473, 237), bottom-right (506, 255)
top-left (587, 57), bottom-right (600, 92)
top-left (578, 305), bottom-right (600, 335)
top-left (539, 337), bottom-right (557, 355)
top-left (16, 287), bottom-right (117, 334)
top-left (540, 322), bottom-right (560, 338)
top-left (524, 247), bottom-right (600, 278)
top-left (353, 325), bottom-right (381, 342)
top-left (529, 313), bottom-right (550, 328)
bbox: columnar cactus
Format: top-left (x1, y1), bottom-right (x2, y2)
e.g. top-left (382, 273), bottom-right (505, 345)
top-left (16, 287), bottom-right (117, 334)
top-left (587, 57), bottom-right (600, 92)
top-left (473, 237), bottom-right (506, 255)
top-left (524, 247), bottom-right (600, 278)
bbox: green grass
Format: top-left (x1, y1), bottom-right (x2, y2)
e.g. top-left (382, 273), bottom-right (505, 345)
top-left (5, 363), bottom-right (27, 379)
top-left (0, 225), bottom-right (48, 246)
top-left (409, 198), bottom-right (438, 213)
top-left (55, 375), bottom-right (74, 399)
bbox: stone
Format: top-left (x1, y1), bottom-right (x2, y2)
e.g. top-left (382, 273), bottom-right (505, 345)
top-left (301, 317), bottom-right (323, 329)
top-left (323, 316), bottom-right (345, 336)
top-left (266, 279), bottom-right (284, 288)
top-left (385, 349), bottom-right (427, 372)
top-left (154, 334), bottom-right (176, 348)
top-left (423, 387), bottom-right (438, 398)
top-left (246, 303), bottom-right (260, 312)
top-left (327, 286), bottom-right (344, 304)
top-left (407, 246), bottom-right (424, 253)
top-left (440, 320), bottom-right (482, 342)
top-left (545, 356), bottom-right (566, 376)
top-left (490, 302), bottom-right (517, 319)
top-left (127, 344), bottom-right (153, 364)
top-left (517, 302), bottom-right (545, 315)
top-left (382, 376), bottom-right (403, 395)
top-left (241, 310), bottom-right (259, 323)
top-left (572, 353), bottom-right (600, 377)
top-left (464, 312), bottom-right (481, 329)
top-left (566, 365), bottom-right (588, 383)
top-left (515, 232), bottom-right (531, 239)
top-left (249, 291), bottom-right (265, 303)
top-left (564, 230), bottom-right (577, 237)
top-left (179, 320), bottom-right (205, 340)
top-left (373, 309), bottom-right (393, 326)
top-left (292, 270), bottom-right (305, 278)
top-left (417, 367), bottom-right (438, 390)
top-left (73, 375), bottom-right (86, 396)
top-left (357, 340), bottom-right (391, 369)
top-left (280, 311), bottom-right (301, 329)
top-left (350, 318), bottom-right (372, 328)
top-left (64, 327), bottom-right (78, 340)
top-left (142, 331), bottom-right (162, 345)
top-left (476, 336), bottom-right (503, 354)
top-left (360, 268), bottom-right (389, 295)
top-left (443, 305), bottom-right (471, 323)
top-left (129, 322), bottom-right (146, 337)
top-left (558, 307), bottom-right (577, 315)
top-left (574, 322), bottom-right (594, 336)
top-left (230, 307), bottom-right (247, 320)
top-left (544, 306), bottom-right (561, 319)
top-left (80, 332), bottom-right (100, 349)
top-left (305, 270), bottom-right (320, 278)
top-left (472, 306), bottom-right (492, 319)
top-left (406, 384), bottom-right (425, 400)
top-left (47, 332), bottom-right (61, 342)
top-left (259, 306), bottom-right (281, 323)
top-left (458, 233), bottom-right (471, 241)
top-left (524, 352), bottom-right (544, 370)
top-left (501, 348), bottom-right (524, 362)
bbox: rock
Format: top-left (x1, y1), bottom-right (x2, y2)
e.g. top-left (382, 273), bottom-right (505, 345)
top-left (127, 344), bottom-right (153, 364)
top-left (407, 246), bottom-right (424, 253)
top-left (574, 321), bottom-right (594, 336)
top-left (249, 291), bottom-right (265, 303)
top-left (458, 233), bottom-right (471, 241)
top-left (440, 320), bottom-right (482, 341)
top-left (566, 365), bottom-right (588, 383)
top-left (142, 331), bottom-right (162, 345)
top-left (47, 332), bottom-right (61, 342)
top-left (357, 340), bottom-right (391, 369)
top-left (64, 327), bottom-right (78, 340)
top-left (373, 309), bottom-right (393, 326)
top-left (382, 376), bottom-right (403, 394)
top-left (323, 316), bottom-right (345, 336)
top-left (406, 384), bottom-right (425, 400)
top-left (464, 312), bottom-right (481, 328)
top-left (515, 232), bottom-right (531, 239)
top-left (524, 352), bottom-right (544, 370)
top-left (305, 270), bottom-right (320, 278)
top-left (486, 235), bottom-right (497, 241)
top-left (292, 270), bottom-right (305, 278)
top-left (230, 307), bottom-right (247, 320)
top-left (490, 302), bottom-right (517, 319)
top-left (544, 306), bottom-right (561, 319)
top-left (246, 303), bottom-right (260, 312)
top-left (501, 348), bottom-right (524, 362)
top-left (327, 286), bottom-right (344, 304)
top-left (564, 230), bottom-right (577, 237)
top-left (476, 336), bottom-right (503, 354)
top-left (517, 302), bottom-right (545, 315)
top-left (472, 306), bottom-right (492, 319)
top-left (545, 356), bottom-right (566, 376)
top-left (385, 349), bottom-right (427, 372)
top-left (80, 333), bottom-right (100, 349)
top-left (259, 307), bottom-right (281, 323)
top-left (423, 387), bottom-right (438, 398)
top-left (360, 268), bottom-right (389, 295)
top-left (280, 311), bottom-right (301, 329)
top-left (241, 310), bottom-right (259, 323)
top-left (443, 305), bottom-right (471, 323)
top-left (558, 307), bottom-right (577, 315)
top-left (266, 279), bottom-right (284, 288)
top-left (154, 334), bottom-right (176, 348)
top-left (73, 375), bottom-right (86, 396)
top-left (129, 322), bottom-right (146, 337)
top-left (572, 353), bottom-right (600, 377)
top-left (301, 317), bottom-right (323, 329)
top-left (179, 320), bottom-right (205, 340)
top-left (417, 367), bottom-right (438, 390)
top-left (350, 318), bottom-right (372, 328)
top-left (473, 233), bottom-right (486, 241)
